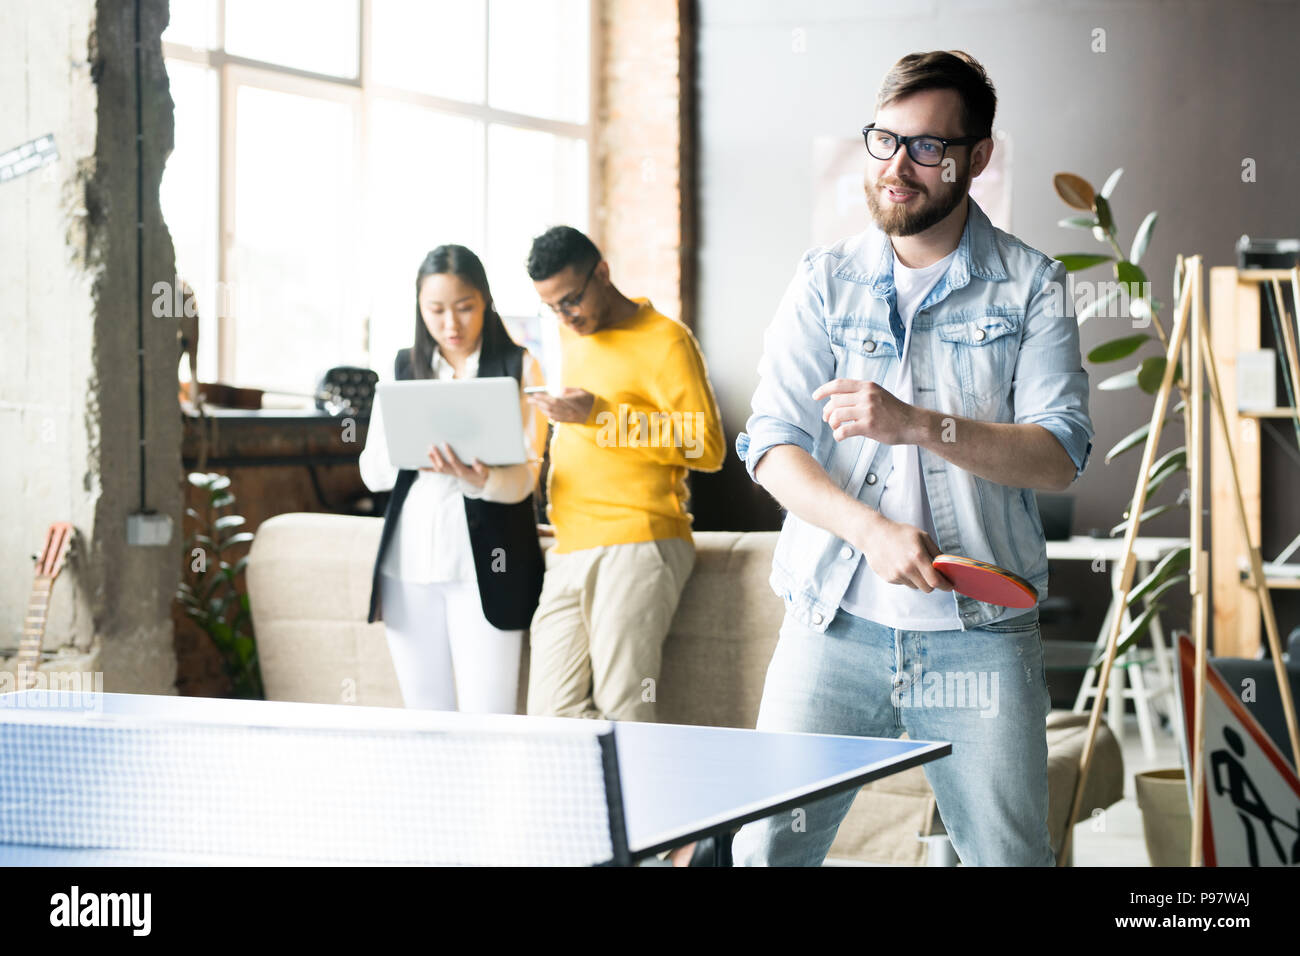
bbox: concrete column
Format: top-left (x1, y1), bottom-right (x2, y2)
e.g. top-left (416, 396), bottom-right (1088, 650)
top-left (1, 0), bottom-right (180, 694)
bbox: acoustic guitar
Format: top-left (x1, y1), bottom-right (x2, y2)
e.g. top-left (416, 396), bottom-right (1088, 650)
top-left (16, 522), bottom-right (74, 690)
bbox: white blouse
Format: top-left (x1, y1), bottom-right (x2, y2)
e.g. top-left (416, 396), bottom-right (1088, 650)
top-left (358, 347), bottom-right (547, 584)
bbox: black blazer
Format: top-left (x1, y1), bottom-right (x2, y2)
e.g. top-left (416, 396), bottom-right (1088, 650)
top-left (366, 345), bottom-right (545, 631)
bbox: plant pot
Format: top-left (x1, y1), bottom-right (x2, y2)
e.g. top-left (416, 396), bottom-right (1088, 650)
top-left (1135, 768), bottom-right (1191, 866)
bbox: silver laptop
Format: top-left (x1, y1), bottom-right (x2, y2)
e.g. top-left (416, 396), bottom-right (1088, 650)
top-left (376, 377), bottom-right (528, 468)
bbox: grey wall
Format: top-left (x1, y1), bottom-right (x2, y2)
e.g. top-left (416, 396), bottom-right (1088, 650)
top-left (1, 0), bottom-right (180, 693)
top-left (691, 0), bottom-right (1300, 657)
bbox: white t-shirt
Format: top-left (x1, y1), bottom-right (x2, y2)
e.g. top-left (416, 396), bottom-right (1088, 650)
top-left (840, 247), bottom-right (963, 630)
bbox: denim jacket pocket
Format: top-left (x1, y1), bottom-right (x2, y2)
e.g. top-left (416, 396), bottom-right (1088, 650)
top-left (936, 310), bottom-right (1022, 408)
top-left (827, 321), bottom-right (896, 385)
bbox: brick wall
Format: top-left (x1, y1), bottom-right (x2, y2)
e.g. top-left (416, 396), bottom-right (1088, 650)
top-left (594, 0), bottom-right (694, 328)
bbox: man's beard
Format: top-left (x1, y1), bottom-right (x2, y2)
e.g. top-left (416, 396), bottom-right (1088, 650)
top-left (865, 164), bottom-right (971, 237)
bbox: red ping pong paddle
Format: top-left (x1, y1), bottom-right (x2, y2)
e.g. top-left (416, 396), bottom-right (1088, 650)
top-left (931, 554), bottom-right (1037, 609)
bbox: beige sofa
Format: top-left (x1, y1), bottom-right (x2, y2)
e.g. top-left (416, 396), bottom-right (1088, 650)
top-left (246, 512), bottom-right (1124, 865)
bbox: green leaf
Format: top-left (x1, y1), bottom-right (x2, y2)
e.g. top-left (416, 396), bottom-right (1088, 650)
top-left (211, 493), bottom-right (235, 510)
top-left (1137, 356), bottom-right (1168, 394)
top-left (1077, 285), bottom-right (1123, 325)
top-left (218, 532), bottom-right (255, 552)
top-left (1109, 502), bottom-right (1181, 537)
top-left (1105, 420), bottom-right (1167, 463)
top-left (1098, 367), bottom-right (1141, 391)
top-left (1059, 215), bottom-right (1099, 230)
top-left (1145, 468), bottom-right (1181, 499)
top-left (1057, 253), bottom-right (1114, 272)
top-left (1129, 545), bottom-right (1192, 605)
top-left (214, 514), bottom-right (246, 533)
top-left (187, 472), bottom-right (214, 488)
top-left (1131, 574), bottom-right (1189, 610)
top-left (185, 507), bottom-right (202, 520)
top-left (1088, 333), bottom-right (1151, 364)
top-left (1100, 167), bottom-right (1124, 199)
top-left (1112, 604), bottom-right (1165, 660)
top-left (225, 555), bottom-right (250, 580)
top-left (1093, 194), bottom-right (1115, 236)
top-left (1149, 446), bottom-right (1187, 477)
top-left (1115, 260), bottom-right (1148, 298)
top-left (1130, 212), bottom-right (1158, 266)
top-left (200, 574), bottom-right (230, 606)
top-left (209, 620), bottom-right (235, 650)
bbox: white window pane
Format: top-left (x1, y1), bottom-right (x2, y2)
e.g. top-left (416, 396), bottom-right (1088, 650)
top-left (162, 0), bottom-right (218, 50)
top-left (364, 100), bottom-right (482, 375)
top-left (160, 58), bottom-right (219, 383)
top-left (225, 0), bottom-right (360, 78)
top-left (370, 0), bottom-right (485, 102)
top-left (485, 125), bottom-right (587, 318)
top-left (488, 0), bottom-right (589, 123)
top-left (231, 86), bottom-right (360, 391)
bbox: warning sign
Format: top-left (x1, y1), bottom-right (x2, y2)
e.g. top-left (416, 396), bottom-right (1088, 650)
top-left (1177, 634), bottom-right (1300, 866)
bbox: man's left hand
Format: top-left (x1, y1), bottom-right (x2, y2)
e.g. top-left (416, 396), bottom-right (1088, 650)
top-left (528, 387), bottom-right (596, 424)
top-left (813, 379), bottom-right (923, 445)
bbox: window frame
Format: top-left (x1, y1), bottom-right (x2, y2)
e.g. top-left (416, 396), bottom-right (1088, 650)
top-left (163, 0), bottom-right (600, 384)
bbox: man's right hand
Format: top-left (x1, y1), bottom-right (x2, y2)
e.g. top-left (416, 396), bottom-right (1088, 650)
top-left (851, 512), bottom-right (953, 593)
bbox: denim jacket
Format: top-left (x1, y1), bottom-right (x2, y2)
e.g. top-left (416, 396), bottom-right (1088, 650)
top-left (736, 199), bottom-right (1093, 632)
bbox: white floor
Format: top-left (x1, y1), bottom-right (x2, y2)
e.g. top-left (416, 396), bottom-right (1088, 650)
top-left (1071, 711), bottom-right (1183, 867)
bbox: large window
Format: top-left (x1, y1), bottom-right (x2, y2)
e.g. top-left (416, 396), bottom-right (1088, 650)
top-left (162, 0), bottom-right (593, 394)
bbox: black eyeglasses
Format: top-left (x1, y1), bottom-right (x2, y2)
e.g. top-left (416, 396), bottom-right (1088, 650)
top-left (862, 123), bottom-right (984, 167)
top-left (544, 261), bottom-right (599, 317)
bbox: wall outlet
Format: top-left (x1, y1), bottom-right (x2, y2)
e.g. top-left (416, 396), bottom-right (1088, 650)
top-left (126, 512), bottom-right (173, 547)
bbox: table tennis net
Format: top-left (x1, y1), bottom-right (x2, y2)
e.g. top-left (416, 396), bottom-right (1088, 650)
top-left (0, 705), bottom-right (622, 866)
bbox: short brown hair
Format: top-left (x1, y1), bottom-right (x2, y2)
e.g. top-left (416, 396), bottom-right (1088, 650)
top-left (876, 51), bottom-right (997, 140)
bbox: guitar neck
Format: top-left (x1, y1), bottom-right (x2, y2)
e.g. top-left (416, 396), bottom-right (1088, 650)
top-left (17, 576), bottom-right (52, 688)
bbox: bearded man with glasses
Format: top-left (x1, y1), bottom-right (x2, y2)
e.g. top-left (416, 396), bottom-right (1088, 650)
top-left (726, 50), bottom-right (1094, 867)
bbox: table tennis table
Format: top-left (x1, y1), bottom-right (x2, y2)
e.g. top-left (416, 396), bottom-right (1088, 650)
top-left (0, 691), bottom-right (949, 866)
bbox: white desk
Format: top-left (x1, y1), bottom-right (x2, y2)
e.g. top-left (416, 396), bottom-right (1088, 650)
top-left (1045, 535), bottom-right (1189, 760)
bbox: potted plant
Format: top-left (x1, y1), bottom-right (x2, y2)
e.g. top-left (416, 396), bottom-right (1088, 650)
top-left (1054, 170), bottom-right (1194, 865)
top-left (176, 472), bottom-right (264, 699)
top-left (1053, 168), bottom-right (1191, 657)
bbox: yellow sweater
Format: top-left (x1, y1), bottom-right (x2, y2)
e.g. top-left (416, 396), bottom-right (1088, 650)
top-left (547, 299), bottom-right (724, 553)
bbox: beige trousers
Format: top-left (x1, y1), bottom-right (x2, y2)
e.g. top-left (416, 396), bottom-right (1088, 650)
top-left (526, 537), bottom-right (695, 721)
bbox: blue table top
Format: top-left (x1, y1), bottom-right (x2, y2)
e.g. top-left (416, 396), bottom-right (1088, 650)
top-left (0, 692), bottom-right (949, 865)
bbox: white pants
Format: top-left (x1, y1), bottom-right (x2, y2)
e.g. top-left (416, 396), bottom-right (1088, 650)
top-left (379, 574), bottom-right (523, 713)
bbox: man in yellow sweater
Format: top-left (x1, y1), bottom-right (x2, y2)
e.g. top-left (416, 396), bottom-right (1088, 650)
top-left (525, 226), bottom-right (724, 721)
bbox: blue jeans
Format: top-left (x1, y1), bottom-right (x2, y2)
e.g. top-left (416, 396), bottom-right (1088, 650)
top-left (732, 606), bottom-right (1054, 866)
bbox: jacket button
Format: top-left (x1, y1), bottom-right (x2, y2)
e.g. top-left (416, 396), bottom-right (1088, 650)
top-left (865, 472), bottom-right (878, 485)
top-left (812, 612), bottom-right (825, 626)
top-left (840, 545), bottom-right (853, 559)
top-left (863, 340), bottom-right (876, 353)
top-left (973, 327), bottom-right (986, 342)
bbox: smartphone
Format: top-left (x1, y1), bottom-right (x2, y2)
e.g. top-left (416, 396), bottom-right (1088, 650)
top-left (523, 386), bottom-right (549, 395)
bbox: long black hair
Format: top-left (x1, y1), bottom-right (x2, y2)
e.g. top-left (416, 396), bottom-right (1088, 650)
top-left (411, 245), bottom-right (517, 379)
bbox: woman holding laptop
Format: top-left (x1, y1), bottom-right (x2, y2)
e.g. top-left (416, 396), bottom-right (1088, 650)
top-left (359, 245), bottom-right (547, 712)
